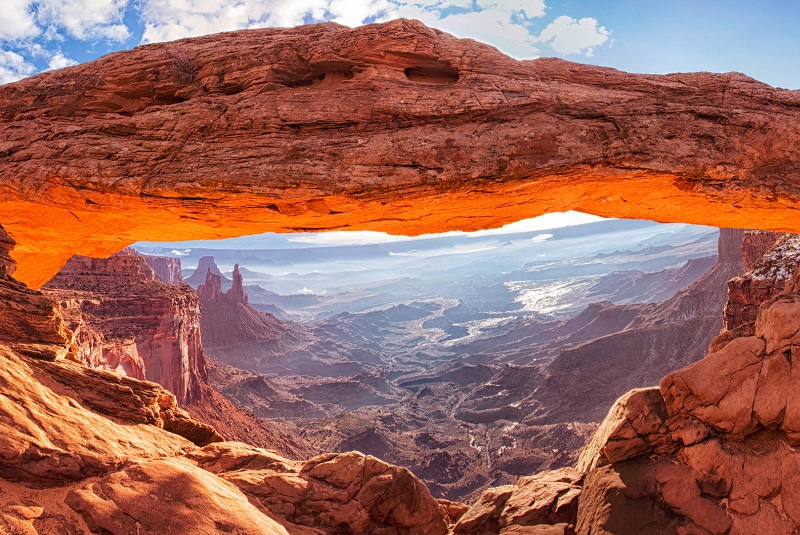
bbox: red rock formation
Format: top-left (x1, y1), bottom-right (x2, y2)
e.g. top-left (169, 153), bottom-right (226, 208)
top-left (2, 20), bottom-right (800, 288)
top-left (143, 254), bottom-right (184, 285)
top-left (43, 249), bottom-right (207, 404)
top-left (0, 224), bottom-right (71, 360)
top-left (186, 255), bottom-right (231, 290)
top-left (197, 260), bottom-right (295, 349)
top-left (724, 232), bottom-right (798, 331)
top-left (0, 225), bottom-right (454, 534)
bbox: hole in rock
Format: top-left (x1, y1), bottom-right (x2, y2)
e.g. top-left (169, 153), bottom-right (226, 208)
top-left (282, 73), bottom-right (326, 88)
top-left (404, 65), bottom-right (459, 84)
top-left (279, 65), bottom-right (356, 88)
top-left (106, 213), bottom-right (742, 502)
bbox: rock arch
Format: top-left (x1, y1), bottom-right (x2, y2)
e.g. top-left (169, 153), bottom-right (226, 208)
top-left (1, 19), bottom-right (799, 287)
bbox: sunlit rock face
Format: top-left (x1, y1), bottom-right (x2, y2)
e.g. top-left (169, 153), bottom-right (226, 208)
top-left (3, 19), bottom-right (800, 288)
top-left (724, 231), bottom-right (797, 332)
top-left (43, 249), bottom-right (207, 404)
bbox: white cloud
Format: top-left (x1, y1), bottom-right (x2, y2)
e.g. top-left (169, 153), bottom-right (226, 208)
top-left (0, 0), bottom-right (39, 40)
top-left (380, 0), bottom-right (546, 59)
top-left (139, 0), bottom-right (392, 44)
top-left (288, 211), bottom-right (606, 245)
top-left (537, 15), bottom-right (609, 56)
top-left (45, 52), bottom-right (77, 70)
top-left (0, 50), bottom-right (36, 84)
top-left (35, 0), bottom-right (131, 41)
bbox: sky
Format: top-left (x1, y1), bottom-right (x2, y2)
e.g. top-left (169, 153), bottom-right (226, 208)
top-left (2, 0), bottom-right (799, 89)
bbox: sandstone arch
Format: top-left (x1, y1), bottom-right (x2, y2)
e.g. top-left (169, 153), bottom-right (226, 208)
top-left (2, 19), bottom-right (800, 288)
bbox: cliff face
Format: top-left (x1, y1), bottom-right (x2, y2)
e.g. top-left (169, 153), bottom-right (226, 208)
top-left (0, 224), bottom-right (72, 360)
top-left (724, 232), bottom-right (798, 331)
top-left (196, 262), bottom-right (294, 349)
top-left (3, 20), bottom-right (800, 288)
top-left (143, 254), bottom-right (184, 285)
top-left (527, 229), bottom-right (745, 423)
top-left (43, 249), bottom-right (206, 404)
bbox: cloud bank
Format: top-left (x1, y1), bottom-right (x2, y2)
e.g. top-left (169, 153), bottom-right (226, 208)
top-left (0, 0), bottom-right (611, 84)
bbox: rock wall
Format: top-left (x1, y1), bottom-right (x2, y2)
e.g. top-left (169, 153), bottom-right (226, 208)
top-left (724, 232), bottom-right (799, 331)
top-left (0, 230), bottom-right (446, 534)
top-left (143, 254), bottom-right (184, 285)
top-left (3, 20), bottom-right (800, 288)
top-left (196, 261), bottom-right (294, 349)
top-left (43, 249), bottom-right (207, 404)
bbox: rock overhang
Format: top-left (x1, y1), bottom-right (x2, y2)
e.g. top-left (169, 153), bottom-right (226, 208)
top-left (1, 18), bottom-right (800, 288)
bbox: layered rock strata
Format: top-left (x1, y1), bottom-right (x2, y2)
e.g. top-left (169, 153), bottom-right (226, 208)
top-left (3, 20), bottom-right (800, 288)
top-left (143, 254), bottom-right (184, 285)
top-left (43, 249), bottom-right (207, 404)
top-left (724, 232), bottom-right (798, 331)
top-left (0, 225), bottom-right (455, 535)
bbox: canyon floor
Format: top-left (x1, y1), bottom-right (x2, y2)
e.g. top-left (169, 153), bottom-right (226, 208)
top-left (139, 219), bottom-right (733, 503)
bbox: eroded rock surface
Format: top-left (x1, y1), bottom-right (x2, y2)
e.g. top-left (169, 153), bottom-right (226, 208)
top-left (3, 20), bottom-right (800, 287)
top-left (0, 227), bottom-right (455, 534)
top-left (724, 232), bottom-right (798, 332)
top-left (568, 240), bottom-right (800, 533)
top-left (43, 249), bottom-right (207, 404)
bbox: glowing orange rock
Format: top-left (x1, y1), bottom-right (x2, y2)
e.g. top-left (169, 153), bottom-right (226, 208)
top-left (2, 19), bottom-right (800, 288)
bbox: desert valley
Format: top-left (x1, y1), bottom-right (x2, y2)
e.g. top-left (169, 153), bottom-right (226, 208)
top-left (1, 12), bottom-right (800, 535)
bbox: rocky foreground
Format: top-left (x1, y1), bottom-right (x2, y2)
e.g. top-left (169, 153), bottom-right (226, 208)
top-left (7, 225), bottom-right (800, 533)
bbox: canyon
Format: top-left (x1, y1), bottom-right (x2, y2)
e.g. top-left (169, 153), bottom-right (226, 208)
top-left (2, 18), bottom-right (800, 535)
top-left (176, 223), bottom-right (731, 503)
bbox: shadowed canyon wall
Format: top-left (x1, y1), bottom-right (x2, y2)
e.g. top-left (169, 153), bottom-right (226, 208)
top-left (1, 19), bottom-right (800, 287)
top-left (43, 250), bottom-right (206, 404)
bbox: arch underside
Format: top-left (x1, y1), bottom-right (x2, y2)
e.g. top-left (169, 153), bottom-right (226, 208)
top-left (1, 19), bottom-right (799, 287)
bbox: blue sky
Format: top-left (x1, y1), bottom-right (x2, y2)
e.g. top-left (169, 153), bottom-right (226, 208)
top-left (2, 0), bottom-right (799, 89)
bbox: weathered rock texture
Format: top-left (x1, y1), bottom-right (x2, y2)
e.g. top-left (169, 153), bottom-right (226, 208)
top-left (0, 224), bottom-right (72, 361)
top-left (568, 240), bottom-right (800, 534)
top-left (0, 226), bottom-right (454, 534)
top-left (143, 253), bottom-right (184, 285)
top-left (197, 262), bottom-right (296, 349)
top-left (723, 232), bottom-right (797, 331)
top-left (2, 20), bottom-right (800, 288)
top-left (43, 249), bottom-right (207, 404)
